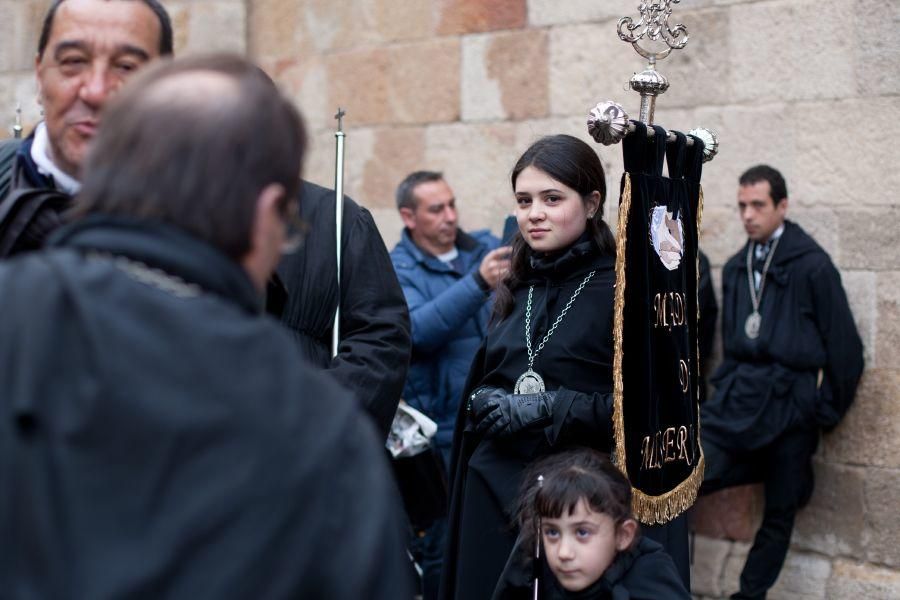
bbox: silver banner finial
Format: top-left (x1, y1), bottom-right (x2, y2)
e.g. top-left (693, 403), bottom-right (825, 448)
top-left (618, 1), bottom-right (689, 62)
top-left (617, 1), bottom-right (690, 124)
top-left (586, 1), bottom-right (719, 163)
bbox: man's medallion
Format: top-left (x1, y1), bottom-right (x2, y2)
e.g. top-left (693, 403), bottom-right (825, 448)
top-left (514, 369), bottom-right (545, 394)
top-left (744, 311), bottom-right (761, 339)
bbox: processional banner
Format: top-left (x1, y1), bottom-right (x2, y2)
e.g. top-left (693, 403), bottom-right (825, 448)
top-left (612, 121), bottom-right (705, 524)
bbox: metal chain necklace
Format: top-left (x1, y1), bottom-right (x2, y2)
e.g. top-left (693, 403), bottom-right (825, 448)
top-left (744, 236), bottom-right (781, 339)
top-left (514, 270), bottom-right (596, 394)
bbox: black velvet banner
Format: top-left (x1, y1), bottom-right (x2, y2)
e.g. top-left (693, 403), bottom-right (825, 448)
top-left (612, 121), bottom-right (705, 524)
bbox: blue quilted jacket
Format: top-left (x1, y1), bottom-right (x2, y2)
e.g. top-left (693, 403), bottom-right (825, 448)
top-left (390, 228), bottom-right (499, 457)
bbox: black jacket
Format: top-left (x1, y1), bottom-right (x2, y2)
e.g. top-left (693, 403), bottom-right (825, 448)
top-left (492, 536), bottom-right (690, 600)
top-left (0, 216), bottom-right (414, 599)
top-left (440, 237), bottom-right (617, 600)
top-left (702, 220), bottom-right (864, 450)
top-left (697, 250), bottom-right (718, 393)
top-left (270, 181), bottom-right (411, 439)
top-left (0, 148), bottom-right (411, 438)
top-left (0, 138), bottom-right (21, 197)
top-left (0, 136), bottom-right (70, 257)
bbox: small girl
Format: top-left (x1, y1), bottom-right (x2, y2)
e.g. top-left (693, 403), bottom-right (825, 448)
top-left (492, 448), bottom-right (690, 599)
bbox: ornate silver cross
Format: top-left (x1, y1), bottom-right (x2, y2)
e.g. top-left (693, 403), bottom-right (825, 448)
top-left (587, 1), bottom-right (718, 162)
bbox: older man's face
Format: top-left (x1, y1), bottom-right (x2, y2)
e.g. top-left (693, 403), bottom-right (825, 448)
top-left (35, 0), bottom-right (162, 178)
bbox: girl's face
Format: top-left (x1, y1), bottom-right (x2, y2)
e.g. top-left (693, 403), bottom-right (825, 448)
top-left (541, 499), bottom-right (636, 592)
top-left (514, 166), bottom-right (600, 254)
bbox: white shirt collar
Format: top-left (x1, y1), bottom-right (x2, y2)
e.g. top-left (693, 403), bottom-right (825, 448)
top-left (769, 223), bottom-right (785, 242)
top-left (436, 247), bottom-right (459, 263)
top-left (30, 122), bottom-right (82, 195)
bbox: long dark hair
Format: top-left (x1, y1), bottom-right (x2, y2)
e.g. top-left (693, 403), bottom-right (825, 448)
top-left (493, 134), bottom-right (615, 320)
top-left (516, 448), bottom-right (636, 551)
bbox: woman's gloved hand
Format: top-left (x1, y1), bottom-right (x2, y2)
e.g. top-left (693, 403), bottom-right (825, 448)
top-left (468, 386), bottom-right (557, 438)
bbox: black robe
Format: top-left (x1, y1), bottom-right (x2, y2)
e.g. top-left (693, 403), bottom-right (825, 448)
top-left (0, 216), bottom-right (415, 599)
top-left (492, 536), bottom-right (690, 600)
top-left (440, 238), bottom-right (618, 600)
top-left (702, 220), bottom-right (863, 450)
top-left (697, 250), bottom-right (718, 403)
top-left (270, 181), bottom-right (411, 439)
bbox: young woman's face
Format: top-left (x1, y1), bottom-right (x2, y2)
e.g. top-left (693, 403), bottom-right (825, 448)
top-left (514, 166), bottom-right (600, 254)
top-left (541, 499), bottom-right (635, 592)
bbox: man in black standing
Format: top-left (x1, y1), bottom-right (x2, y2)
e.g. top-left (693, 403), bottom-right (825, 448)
top-left (270, 181), bottom-right (411, 440)
top-left (700, 165), bottom-right (864, 600)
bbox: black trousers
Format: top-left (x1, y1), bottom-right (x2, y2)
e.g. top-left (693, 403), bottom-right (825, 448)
top-left (700, 427), bottom-right (819, 600)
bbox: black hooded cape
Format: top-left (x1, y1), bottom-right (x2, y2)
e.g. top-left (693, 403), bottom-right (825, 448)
top-left (492, 535), bottom-right (690, 600)
top-left (702, 219), bottom-right (864, 449)
top-left (439, 237), bottom-right (617, 600)
top-left (270, 180), bottom-right (411, 439)
top-left (0, 216), bottom-right (414, 599)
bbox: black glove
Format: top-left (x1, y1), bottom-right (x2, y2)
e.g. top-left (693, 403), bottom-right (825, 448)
top-left (468, 386), bottom-right (556, 438)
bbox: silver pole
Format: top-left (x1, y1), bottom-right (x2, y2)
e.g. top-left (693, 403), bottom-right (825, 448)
top-left (331, 108), bottom-right (346, 359)
top-left (12, 103), bottom-right (22, 139)
top-left (533, 474), bottom-right (544, 600)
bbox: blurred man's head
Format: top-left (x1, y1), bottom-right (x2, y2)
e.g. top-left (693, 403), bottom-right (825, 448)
top-left (396, 171), bottom-right (458, 256)
top-left (737, 164), bottom-right (788, 243)
top-left (76, 54), bottom-right (307, 290)
top-left (35, 0), bottom-right (173, 179)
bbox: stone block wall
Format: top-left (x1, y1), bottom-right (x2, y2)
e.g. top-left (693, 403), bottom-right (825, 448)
top-left (0, 1), bottom-right (896, 598)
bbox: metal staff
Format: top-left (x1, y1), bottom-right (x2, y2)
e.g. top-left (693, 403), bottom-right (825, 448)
top-left (12, 103), bottom-right (22, 139)
top-left (331, 108), bottom-right (346, 358)
top-left (533, 474), bottom-right (544, 600)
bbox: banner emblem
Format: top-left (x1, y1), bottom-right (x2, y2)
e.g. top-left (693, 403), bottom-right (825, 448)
top-left (649, 206), bottom-right (684, 271)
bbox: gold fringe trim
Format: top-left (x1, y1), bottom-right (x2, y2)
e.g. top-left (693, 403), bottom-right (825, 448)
top-left (631, 454), bottom-right (705, 525)
top-left (611, 173), bottom-right (631, 492)
top-left (697, 185), bottom-right (704, 231)
top-left (695, 184), bottom-right (705, 462)
top-left (611, 176), bottom-right (708, 525)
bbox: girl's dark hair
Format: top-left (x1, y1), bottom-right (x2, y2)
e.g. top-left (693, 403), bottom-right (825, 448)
top-left (493, 134), bottom-right (616, 321)
top-left (516, 448), bottom-right (635, 550)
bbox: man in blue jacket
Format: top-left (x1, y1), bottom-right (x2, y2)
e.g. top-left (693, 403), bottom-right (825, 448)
top-left (391, 170), bottom-right (510, 598)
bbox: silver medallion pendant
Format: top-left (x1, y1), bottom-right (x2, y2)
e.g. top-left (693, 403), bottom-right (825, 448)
top-left (744, 311), bottom-right (761, 339)
top-left (514, 369), bottom-right (545, 394)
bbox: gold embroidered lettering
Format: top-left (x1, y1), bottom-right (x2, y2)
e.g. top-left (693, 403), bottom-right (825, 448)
top-left (640, 425), bottom-right (695, 471)
top-left (679, 360), bottom-right (689, 393)
top-left (673, 292), bottom-right (684, 325)
top-left (677, 426), bottom-right (692, 466)
top-left (641, 435), bottom-right (652, 471)
top-left (663, 427), bottom-right (677, 463)
top-left (652, 291), bottom-right (687, 330)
